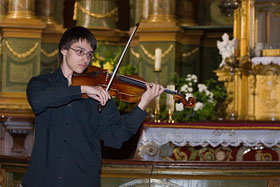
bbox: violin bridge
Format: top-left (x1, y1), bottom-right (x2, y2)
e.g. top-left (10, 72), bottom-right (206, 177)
top-left (105, 72), bottom-right (109, 82)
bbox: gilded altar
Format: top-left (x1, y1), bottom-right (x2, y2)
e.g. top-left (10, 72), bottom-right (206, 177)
top-left (215, 0), bottom-right (280, 121)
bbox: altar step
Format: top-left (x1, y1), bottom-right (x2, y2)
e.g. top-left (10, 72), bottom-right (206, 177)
top-left (1, 156), bottom-right (280, 187)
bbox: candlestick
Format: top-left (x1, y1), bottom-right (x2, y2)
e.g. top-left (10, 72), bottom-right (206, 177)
top-left (167, 109), bottom-right (175, 123)
top-left (153, 108), bottom-right (161, 123)
top-left (154, 48), bottom-right (162, 71)
top-left (153, 70), bottom-right (161, 123)
top-left (166, 84), bottom-right (175, 113)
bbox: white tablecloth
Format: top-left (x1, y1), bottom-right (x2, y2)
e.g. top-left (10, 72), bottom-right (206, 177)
top-left (138, 127), bottom-right (280, 148)
top-left (252, 56), bottom-right (280, 65)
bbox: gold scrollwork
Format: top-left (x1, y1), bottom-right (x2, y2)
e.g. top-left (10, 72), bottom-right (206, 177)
top-left (140, 45), bottom-right (174, 60)
top-left (260, 74), bottom-right (279, 109)
top-left (0, 103), bottom-right (31, 110)
top-left (73, 2), bottom-right (117, 20)
top-left (0, 42), bottom-right (2, 56)
top-left (41, 48), bottom-right (58, 58)
top-left (5, 41), bottom-right (39, 59)
top-left (130, 48), bottom-right (140, 59)
top-left (182, 47), bottom-right (199, 58)
top-left (173, 147), bottom-right (188, 161)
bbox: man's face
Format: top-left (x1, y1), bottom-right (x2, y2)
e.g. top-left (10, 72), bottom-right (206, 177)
top-left (61, 39), bottom-right (94, 74)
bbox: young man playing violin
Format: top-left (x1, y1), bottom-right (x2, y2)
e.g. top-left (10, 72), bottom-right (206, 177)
top-left (22, 26), bottom-right (164, 187)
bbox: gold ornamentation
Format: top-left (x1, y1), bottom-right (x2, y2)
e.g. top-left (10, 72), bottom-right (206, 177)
top-left (255, 150), bottom-right (272, 161)
top-left (248, 74), bottom-right (256, 95)
top-left (0, 103), bottom-right (31, 110)
top-left (0, 42), bottom-right (2, 56)
top-left (199, 147), bottom-right (232, 161)
top-left (41, 48), bottom-right (58, 57)
top-left (260, 73), bottom-right (279, 109)
top-left (173, 147), bottom-right (188, 161)
top-left (73, 2), bottom-right (117, 20)
top-left (0, 169), bottom-right (6, 187)
top-left (140, 45), bottom-right (173, 60)
top-left (262, 49), bottom-right (280, 56)
top-left (130, 48), bottom-right (140, 59)
top-left (5, 41), bottom-right (38, 59)
top-left (182, 48), bottom-right (199, 57)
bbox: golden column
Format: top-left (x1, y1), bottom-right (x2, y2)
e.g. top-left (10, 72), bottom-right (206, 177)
top-left (0, 0), bottom-right (8, 21)
top-left (6, 0), bottom-right (36, 19)
top-left (146, 0), bottom-right (176, 23)
top-left (36, 0), bottom-right (57, 25)
top-left (176, 0), bottom-right (198, 26)
top-left (238, 0), bottom-right (255, 61)
top-left (74, 0), bottom-right (118, 29)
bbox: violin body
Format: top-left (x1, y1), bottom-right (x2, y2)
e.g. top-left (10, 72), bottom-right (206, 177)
top-left (72, 66), bottom-right (146, 103)
top-left (72, 66), bottom-right (196, 109)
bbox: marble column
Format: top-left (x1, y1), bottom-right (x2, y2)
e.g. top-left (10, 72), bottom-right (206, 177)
top-left (36, 0), bottom-right (57, 25)
top-left (6, 0), bottom-right (36, 19)
top-left (75, 0), bottom-right (118, 29)
top-left (146, 0), bottom-right (176, 23)
top-left (176, 0), bottom-right (198, 26)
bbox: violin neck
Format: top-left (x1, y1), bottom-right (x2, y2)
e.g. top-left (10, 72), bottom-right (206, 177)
top-left (118, 75), bottom-right (178, 95)
top-left (164, 88), bottom-right (177, 95)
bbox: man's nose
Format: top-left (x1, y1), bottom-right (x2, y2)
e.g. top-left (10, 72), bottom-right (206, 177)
top-left (81, 53), bottom-right (89, 62)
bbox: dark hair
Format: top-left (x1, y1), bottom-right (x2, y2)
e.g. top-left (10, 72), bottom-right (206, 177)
top-left (58, 26), bottom-right (97, 62)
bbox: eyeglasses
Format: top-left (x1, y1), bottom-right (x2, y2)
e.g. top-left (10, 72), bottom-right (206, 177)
top-left (70, 47), bottom-right (94, 60)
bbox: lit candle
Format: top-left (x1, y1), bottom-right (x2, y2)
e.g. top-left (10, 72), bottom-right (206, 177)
top-left (154, 48), bottom-right (162, 71)
top-left (166, 84), bottom-right (175, 113)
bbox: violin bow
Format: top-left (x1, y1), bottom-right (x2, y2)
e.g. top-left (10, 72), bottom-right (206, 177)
top-left (98, 23), bottom-right (140, 112)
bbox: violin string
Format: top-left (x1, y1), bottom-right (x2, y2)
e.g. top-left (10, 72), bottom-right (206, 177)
top-left (117, 75), bottom-right (178, 95)
top-left (118, 75), bottom-right (146, 88)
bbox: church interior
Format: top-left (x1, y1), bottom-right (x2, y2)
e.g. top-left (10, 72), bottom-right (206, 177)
top-left (1, 0), bottom-right (280, 186)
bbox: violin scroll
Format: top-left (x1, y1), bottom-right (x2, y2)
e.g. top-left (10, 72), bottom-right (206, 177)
top-left (173, 94), bottom-right (196, 109)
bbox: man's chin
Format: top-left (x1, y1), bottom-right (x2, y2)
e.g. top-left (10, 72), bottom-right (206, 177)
top-left (75, 68), bottom-right (86, 74)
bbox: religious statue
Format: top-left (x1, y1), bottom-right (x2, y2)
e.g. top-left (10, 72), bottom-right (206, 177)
top-left (217, 33), bottom-right (237, 67)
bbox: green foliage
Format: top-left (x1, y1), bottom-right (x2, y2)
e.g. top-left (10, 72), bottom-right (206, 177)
top-left (160, 74), bottom-right (227, 122)
top-left (91, 46), bottom-right (138, 75)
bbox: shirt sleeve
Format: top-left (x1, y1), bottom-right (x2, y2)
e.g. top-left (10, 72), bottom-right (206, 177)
top-left (94, 100), bottom-right (146, 148)
top-left (26, 74), bottom-right (82, 115)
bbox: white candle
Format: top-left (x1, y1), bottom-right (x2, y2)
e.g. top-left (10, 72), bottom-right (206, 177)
top-left (143, 0), bottom-right (149, 19)
top-left (166, 84), bottom-right (175, 113)
top-left (155, 95), bottom-right (160, 111)
top-left (154, 48), bottom-right (162, 71)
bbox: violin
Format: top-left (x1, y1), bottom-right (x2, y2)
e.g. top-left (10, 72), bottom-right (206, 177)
top-left (72, 66), bottom-right (196, 109)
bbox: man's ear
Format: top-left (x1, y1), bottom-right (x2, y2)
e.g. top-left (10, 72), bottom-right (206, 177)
top-left (61, 48), bottom-right (67, 56)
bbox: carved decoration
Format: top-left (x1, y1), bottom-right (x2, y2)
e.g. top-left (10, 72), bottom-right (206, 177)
top-left (0, 168), bottom-right (7, 187)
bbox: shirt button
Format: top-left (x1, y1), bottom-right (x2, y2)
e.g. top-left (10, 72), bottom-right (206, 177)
top-left (68, 103), bottom-right (71, 107)
top-left (58, 176), bottom-right (62, 180)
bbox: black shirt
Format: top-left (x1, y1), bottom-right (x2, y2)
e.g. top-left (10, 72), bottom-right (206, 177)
top-left (22, 68), bottom-right (146, 187)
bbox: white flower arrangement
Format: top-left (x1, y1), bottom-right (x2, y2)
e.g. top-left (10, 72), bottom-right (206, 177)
top-left (162, 73), bottom-right (227, 122)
